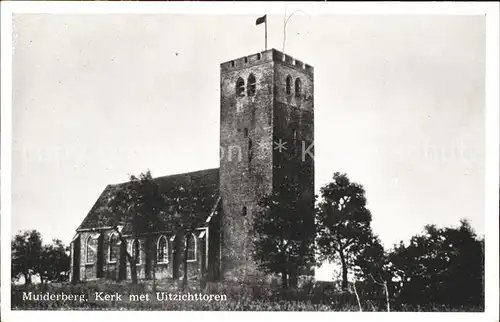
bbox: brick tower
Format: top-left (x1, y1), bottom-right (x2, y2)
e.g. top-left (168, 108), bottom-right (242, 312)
top-left (219, 49), bottom-right (314, 281)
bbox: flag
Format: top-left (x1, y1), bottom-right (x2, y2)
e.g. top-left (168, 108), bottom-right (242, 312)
top-left (256, 15), bottom-right (266, 26)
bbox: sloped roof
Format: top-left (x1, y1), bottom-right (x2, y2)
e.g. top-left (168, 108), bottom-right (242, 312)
top-left (76, 168), bottom-right (219, 233)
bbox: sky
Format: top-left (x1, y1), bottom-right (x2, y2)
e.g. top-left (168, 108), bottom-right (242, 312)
top-left (10, 13), bottom-right (485, 280)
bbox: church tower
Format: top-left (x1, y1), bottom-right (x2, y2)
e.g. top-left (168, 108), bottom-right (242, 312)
top-left (219, 49), bottom-right (314, 280)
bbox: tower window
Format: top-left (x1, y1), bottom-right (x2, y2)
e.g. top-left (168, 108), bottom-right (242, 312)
top-left (242, 206), bottom-right (247, 216)
top-left (257, 53), bottom-right (261, 60)
top-left (295, 78), bottom-right (302, 97)
top-left (236, 77), bottom-right (245, 97)
top-left (243, 128), bottom-right (248, 138)
top-left (231, 61), bottom-right (235, 67)
top-left (244, 57), bottom-right (248, 63)
top-left (247, 74), bottom-right (256, 97)
top-left (286, 75), bottom-right (292, 95)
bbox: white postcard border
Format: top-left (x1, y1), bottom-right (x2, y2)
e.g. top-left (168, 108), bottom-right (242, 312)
top-left (1, 2), bottom-right (498, 322)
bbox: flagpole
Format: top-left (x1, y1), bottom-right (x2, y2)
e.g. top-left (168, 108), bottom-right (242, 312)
top-left (265, 18), bottom-right (267, 51)
top-left (256, 15), bottom-right (267, 51)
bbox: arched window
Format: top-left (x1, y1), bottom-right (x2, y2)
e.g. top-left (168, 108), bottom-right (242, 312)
top-left (236, 77), bottom-right (245, 97)
top-left (257, 53), bottom-right (261, 60)
top-left (295, 78), bottom-right (302, 97)
top-left (157, 235), bottom-right (168, 264)
top-left (186, 233), bottom-right (196, 262)
top-left (242, 206), bottom-right (247, 216)
top-left (132, 239), bottom-right (140, 264)
top-left (285, 75), bottom-right (292, 95)
top-left (247, 74), bottom-right (256, 97)
top-left (108, 233), bottom-right (119, 263)
top-left (86, 235), bottom-right (97, 264)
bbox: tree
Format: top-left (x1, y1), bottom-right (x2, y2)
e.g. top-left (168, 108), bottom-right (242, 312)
top-left (389, 219), bottom-right (484, 308)
top-left (12, 230), bottom-right (43, 285)
top-left (316, 172), bottom-right (374, 291)
top-left (354, 235), bottom-right (390, 281)
top-left (105, 170), bottom-right (166, 284)
top-left (105, 169), bottom-right (208, 289)
top-left (40, 239), bottom-right (70, 283)
top-left (442, 219), bottom-right (484, 307)
top-left (252, 180), bottom-right (316, 288)
top-left (167, 185), bottom-right (208, 290)
top-left (354, 235), bottom-right (392, 311)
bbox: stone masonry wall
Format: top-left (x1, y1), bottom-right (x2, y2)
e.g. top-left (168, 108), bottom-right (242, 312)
top-left (220, 50), bottom-right (314, 279)
top-left (220, 51), bottom-right (275, 281)
top-left (273, 61), bottom-right (315, 206)
top-left (75, 229), bottom-right (205, 282)
top-left (219, 49), bottom-right (315, 282)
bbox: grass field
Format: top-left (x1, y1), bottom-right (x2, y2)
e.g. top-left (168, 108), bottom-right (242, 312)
top-left (11, 279), bottom-right (484, 311)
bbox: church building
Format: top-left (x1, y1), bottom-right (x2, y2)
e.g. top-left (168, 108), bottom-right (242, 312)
top-left (69, 49), bottom-right (315, 283)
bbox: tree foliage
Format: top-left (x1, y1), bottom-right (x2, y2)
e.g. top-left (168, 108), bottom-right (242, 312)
top-left (314, 171), bottom-right (484, 310)
top-left (40, 239), bottom-right (70, 283)
top-left (353, 235), bottom-right (392, 311)
top-left (11, 230), bottom-right (43, 284)
top-left (12, 230), bottom-right (71, 284)
top-left (252, 180), bottom-right (316, 288)
top-left (165, 185), bottom-right (206, 289)
top-left (316, 172), bottom-right (375, 291)
top-left (107, 170), bottom-right (165, 235)
top-left (354, 235), bottom-right (390, 282)
top-left (389, 219), bottom-right (484, 307)
top-left (105, 170), bottom-right (166, 284)
top-left (105, 169), bottom-right (203, 288)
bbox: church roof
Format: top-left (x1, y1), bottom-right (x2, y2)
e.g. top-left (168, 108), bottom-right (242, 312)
top-left (76, 168), bottom-right (219, 234)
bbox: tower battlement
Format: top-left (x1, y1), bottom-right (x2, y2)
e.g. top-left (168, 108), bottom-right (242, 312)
top-left (220, 48), bottom-right (314, 76)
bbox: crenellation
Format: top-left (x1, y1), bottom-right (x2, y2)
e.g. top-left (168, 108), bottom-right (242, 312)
top-left (221, 51), bottom-right (271, 73)
top-left (221, 49), bottom-right (313, 76)
top-left (305, 64), bottom-right (314, 74)
top-left (272, 50), bottom-right (283, 62)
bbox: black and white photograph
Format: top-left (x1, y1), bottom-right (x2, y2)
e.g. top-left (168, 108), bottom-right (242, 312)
top-left (1, 1), bottom-right (498, 320)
